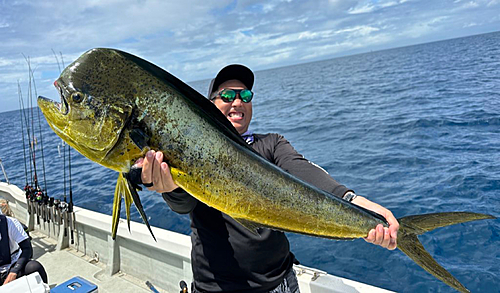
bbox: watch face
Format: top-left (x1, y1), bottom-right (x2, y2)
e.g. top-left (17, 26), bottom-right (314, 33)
top-left (343, 192), bottom-right (356, 202)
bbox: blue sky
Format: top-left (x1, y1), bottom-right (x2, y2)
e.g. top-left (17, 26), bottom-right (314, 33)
top-left (1, 0), bottom-right (499, 112)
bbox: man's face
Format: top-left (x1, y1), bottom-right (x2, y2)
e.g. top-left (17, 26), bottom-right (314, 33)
top-left (212, 79), bottom-right (253, 134)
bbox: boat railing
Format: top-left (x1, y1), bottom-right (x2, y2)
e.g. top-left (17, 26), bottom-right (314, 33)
top-left (0, 158), bottom-right (9, 184)
top-left (0, 181), bottom-right (395, 293)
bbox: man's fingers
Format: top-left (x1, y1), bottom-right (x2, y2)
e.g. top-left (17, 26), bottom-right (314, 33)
top-left (364, 229), bottom-right (376, 243)
top-left (381, 227), bottom-right (391, 248)
top-left (133, 157), bottom-right (144, 168)
top-left (388, 238), bottom-right (397, 250)
top-left (142, 150), bottom-right (155, 185)
top-left (148, 152), bottom-right (163, 191)
top-left (389, 225), bottom-right (398, 239)
top-left (374, 224), bottom-right (384, 245)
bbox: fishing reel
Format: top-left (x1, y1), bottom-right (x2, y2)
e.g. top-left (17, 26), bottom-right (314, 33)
top-left (24, 185), bottom-right (37, 201)
top-left (58, 201), bottom-right (69, 212)
top-left (35, 189), bottom-right (44, 205)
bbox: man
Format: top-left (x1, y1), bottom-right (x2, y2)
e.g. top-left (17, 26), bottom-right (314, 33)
top-left (136, 65), bottom-right (399, 293)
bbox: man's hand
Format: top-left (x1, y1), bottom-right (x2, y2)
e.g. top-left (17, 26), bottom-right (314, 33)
top-left (3, 272), bottom-right (17, 285)
top-left (134, 150), bottom-right (178, 193)
top-left (351, 196), bottom-right (399, 250)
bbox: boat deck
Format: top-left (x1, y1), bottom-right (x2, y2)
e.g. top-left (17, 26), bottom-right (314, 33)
top-left (32, 231), bottom-right (163, 293)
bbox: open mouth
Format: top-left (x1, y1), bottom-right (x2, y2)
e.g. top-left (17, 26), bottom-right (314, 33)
top-left (38, 80), bottom-right (69, 115)
top-left (54, 80), bottom-right (69, 115)
top-left (228, 112), bottom-right (244, 118)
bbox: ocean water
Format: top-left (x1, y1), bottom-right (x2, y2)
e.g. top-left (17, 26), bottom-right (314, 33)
top-left (1, 31), bottom-right (499, 292)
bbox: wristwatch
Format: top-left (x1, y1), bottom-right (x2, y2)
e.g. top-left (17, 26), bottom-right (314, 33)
top-left (343, 191), bottom-right (357, 202)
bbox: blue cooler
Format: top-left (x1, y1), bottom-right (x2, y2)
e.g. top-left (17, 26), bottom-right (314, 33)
top-left (51, 276), bottom-right (98, 293)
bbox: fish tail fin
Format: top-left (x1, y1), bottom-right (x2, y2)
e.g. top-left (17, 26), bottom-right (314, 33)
top-left (397, 212), bottom-right (495, 293)
top-left (123, 172), bottom-right (156, 241)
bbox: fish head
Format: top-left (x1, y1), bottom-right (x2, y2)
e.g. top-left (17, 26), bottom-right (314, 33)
top-left (38, 48), bottom-right (137, 171)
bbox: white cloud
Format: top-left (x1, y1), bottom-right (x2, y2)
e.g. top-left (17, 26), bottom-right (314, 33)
top-left (463, 22), bottom-right (478, 27)
top-left (0, 0), bottom-right (499, 111)
top-left (335, 25), bottom-right (380, 36)
top-left (403, 16), bottom-right (450, 38)
top-left (348, 0), bottom-right (408, 14)
top-left (380, 1), bottom-right (399, 8)
top-left (348, 3), bottom-right (375, 14)
top-left (0, 58), bottom-right (14, 67)
top-left (462, 1), bottom-right (479, 8)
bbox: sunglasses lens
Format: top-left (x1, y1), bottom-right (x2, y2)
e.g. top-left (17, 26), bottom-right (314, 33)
top-left (218, 89), bottom-right (253, 103)
top-left (240, 89), bottom-right (253, 102)
top-left (220, 89), bottom-right (236, 102)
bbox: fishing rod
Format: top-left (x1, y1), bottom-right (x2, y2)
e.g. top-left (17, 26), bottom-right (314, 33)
top-left (27, 55), bottom-right (45, 224)
top-left (25, 56), bottom-right (39, 191)
top-left (50, 49), bottom-right (74, 241)
top-left (26, 60), bottom-right (49, 198)
top-left (51, 49), bottom-right (62, 73)
top-left (68, 144), bottom-right (75, 244)
top-left (18, 81), bottom-right (35, 217)
top-left (29, 62), bottom-right (52, 223)
top-left (19, 79), bottom-right (37, 218)
top-left (52, 49), bottom-right (74, 237)
top-left (18, 82), bottom-right (29, 187)
top-left (19, 81), bottom-right (34, 190)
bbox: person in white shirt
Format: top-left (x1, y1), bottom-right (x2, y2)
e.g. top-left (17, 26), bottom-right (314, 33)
top-left (0, 199), bottom-right (47, 285)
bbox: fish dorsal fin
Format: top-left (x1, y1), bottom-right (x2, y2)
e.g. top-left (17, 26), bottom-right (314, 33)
top-left (107, 48), bottom-right (257, 154)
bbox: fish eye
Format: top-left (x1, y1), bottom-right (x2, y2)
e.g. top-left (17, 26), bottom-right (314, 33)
top-left (71, 92), bottom-right (84, 103)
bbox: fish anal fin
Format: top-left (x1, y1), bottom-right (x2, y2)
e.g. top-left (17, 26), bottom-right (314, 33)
top-left (398, 233), bottom-right (470, 293)
top-left (234, 218), bottom-right (261, 236)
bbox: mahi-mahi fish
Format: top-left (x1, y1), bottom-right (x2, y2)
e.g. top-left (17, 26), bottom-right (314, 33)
top-left (38, 48), bottom-right (495, 293)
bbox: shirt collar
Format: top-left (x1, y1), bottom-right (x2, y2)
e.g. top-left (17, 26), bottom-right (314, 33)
top-left (241, 130), bottom-right (254, 145)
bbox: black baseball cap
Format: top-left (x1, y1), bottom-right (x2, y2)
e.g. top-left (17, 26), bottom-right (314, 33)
top-left (207, 64), bottom-right (254, 98)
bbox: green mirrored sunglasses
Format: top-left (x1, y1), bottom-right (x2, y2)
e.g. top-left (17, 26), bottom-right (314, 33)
top-left (214, 89), bottom-right (253, 103)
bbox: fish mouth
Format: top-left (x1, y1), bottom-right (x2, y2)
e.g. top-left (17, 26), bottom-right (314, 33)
top-left (54, 80), bottom-right (69, 115)
top-left (37, 79), bottom-right (72, 138)
top-left (37, 81), bottom-right (69, 116)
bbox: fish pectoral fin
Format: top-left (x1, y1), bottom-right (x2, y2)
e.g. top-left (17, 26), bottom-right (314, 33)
top-left (397, 233), bottom-right (470, 293)
top-left (234, 218), bottom-right (261, 236)
top-left (124, 173), bottom-right (157, 242)
top-left (129, 128), bottom-right (150, 151)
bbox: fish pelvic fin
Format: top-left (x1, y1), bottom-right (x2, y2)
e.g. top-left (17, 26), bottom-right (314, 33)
top-left (123, 177), bottom-right (132, 232)
top-left (111, 174), bottom-right (124, 239)
top-left (397, 212), bottom-right (495, 293)
top-left (124, 172), bottom-right (157, 242)
top-left (111, 173), bottom-right (157, 241)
